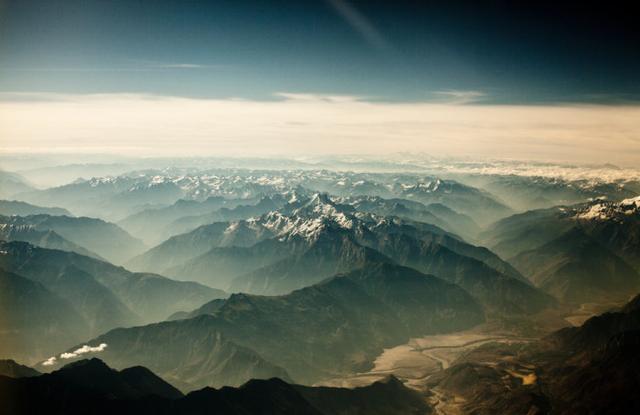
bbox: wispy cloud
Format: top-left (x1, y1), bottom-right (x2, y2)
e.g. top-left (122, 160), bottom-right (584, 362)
top-left (0, 62), bottom-right (217, 73)
top-left (432, 90), bottom-right (487, 105)
top-left (153, 63), bottom-right (205, 69)
top-left (326, 0), bottom-right (393, 53)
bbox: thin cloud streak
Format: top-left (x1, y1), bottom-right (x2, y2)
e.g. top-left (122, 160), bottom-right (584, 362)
top-left (0, 63), bottom-right (216, 73)
top-left (326, 0), bottom-right (394, 53)
top-left (433, 90), bottom-right (487, 105)
top-left (1, 92), bottom-right (639, 166)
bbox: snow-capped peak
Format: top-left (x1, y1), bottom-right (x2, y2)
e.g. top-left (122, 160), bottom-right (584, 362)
top-left (574, 196), bottom-right (640, 221)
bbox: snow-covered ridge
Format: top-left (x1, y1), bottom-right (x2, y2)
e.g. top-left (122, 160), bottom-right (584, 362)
top-left (573, 196), bottom-right (640, 221)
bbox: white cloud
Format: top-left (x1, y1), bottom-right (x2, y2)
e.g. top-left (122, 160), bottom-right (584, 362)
top-left (60, 343), bottom-right (108, 359)
top-left (42, 356), bottom-right (57, 366)
top-left (1, 92), bottom-right (639, 166)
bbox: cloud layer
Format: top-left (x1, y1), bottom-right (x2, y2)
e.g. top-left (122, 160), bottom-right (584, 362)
top-left (1, 92), bottom-right (639, 166)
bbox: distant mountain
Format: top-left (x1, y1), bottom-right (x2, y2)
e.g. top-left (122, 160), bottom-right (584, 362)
top-left (164, 194), bottom-right (290, 239)
top-left (56, 263), bottom-right (482, 388)
top-left (18, 162), bottom-right (138, 188)
top-left (0, 200), bottom-right (71, 216)
top-left (18, 170), bottom-right (294, 221)
top-left (0, 214), bottom-right (145, 264)
top-left (0, 222), bottom-right (104, 259)
top-left (343, 195), bottom-right (481, 242)
top-left (140, 194), bottom-right (540, 315)
top-left (0, 171), bottom-right (34, 199)
top-left (511, 228), bottom-right (640, 303)
top-left (483, 196), bottom-right (640, 270)
top-left (117, 196), bottom-right (229, 244)
top-left (19, 175), bottom-right (186, 221)
top-left (0, 360), bottom-right (40, 378)
top-left (0, 359), bottom-right (430, 415)
top-left (391, 178), bottom-right (512, 225)
top-left (19, 169), bottom-right (510, 227)
top-left (117, 195), bottom-right (285, 245)
top-left (481, 206), bottom-right (573, 259)
top-left (126, 218), bottom-right (278, 274)
top-left (0, 241), bottom-right (226, 335)
top-left (468, 174), bottom-right (637, 212)
top-left (0, 269), bottom-right (89, 363)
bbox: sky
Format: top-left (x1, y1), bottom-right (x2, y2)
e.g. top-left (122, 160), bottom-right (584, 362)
top-left (1, 0), bottom-right (639, 164)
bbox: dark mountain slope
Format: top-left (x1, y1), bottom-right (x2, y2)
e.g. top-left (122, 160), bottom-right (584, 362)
top-left (361, 233), bottom-right (553, 314)
top-left (53, 318), bottom-right (291, 391)
top-left (60, 263), bottom-right (482, 388)
top-left (126, 219), bottom-right (275, 274)
top-left (0, 241), bottom-right (225, 330)
top-left (511, 228), bottom-right (640, 303)
top-left (428, 293), bottom-right (640, 415)
top-left (0, 214), bottom-right (145, 264)
top-left (0, 269), bottom-right (89, 363)
top-left (0, 359), bottom-right (430, 415)
top-left (0, 223), bottom-right (103, 259)
top-left (230, 232), bottom-right (392, 295)
top-left (0, 360), bottom-right (40, 378)
top-left (117, 196), bottom-right (229, 244)
top-left (0, 200), bottom-right (71, 216)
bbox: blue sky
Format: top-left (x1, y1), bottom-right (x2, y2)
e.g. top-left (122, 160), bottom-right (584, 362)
top-left (1, 0), bottom-right (639, 103)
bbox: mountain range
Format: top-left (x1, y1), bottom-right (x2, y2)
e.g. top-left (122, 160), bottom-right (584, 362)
top-left (45, 263), bottom-right (483, 389)
top-left (0, 241), bottom-right (225, 362)
top-left (0, 214), bottom-right (145, 264)
top-left (129, 193), bottom-right (550, 314)
top-left (0, 358), bottom-right (430, 415)
top-left (484, 197), bottom-right (640, 303)
top-left (426, 293), bottom-right (640, 414)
